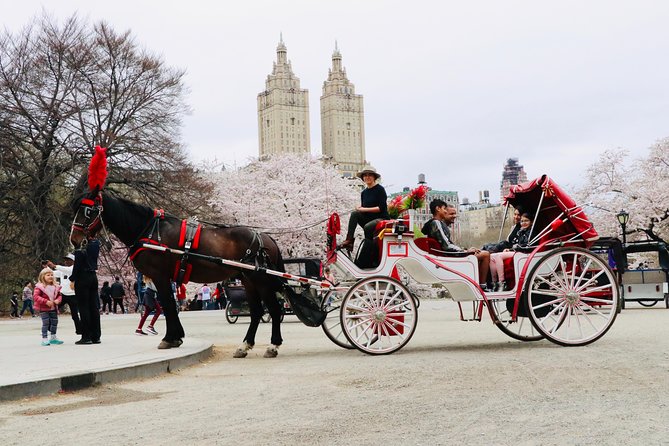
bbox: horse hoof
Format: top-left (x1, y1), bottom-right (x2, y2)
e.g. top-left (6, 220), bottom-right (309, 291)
top-left (233, 348), bottom-right (248, 358)
top-left (263, 347), bottom-right (278, 358)
top-left (157, 339), bottom-right (183, 350)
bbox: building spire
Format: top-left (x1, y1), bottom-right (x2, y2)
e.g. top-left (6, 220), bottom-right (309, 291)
top-left (276, 33), bottom-right (287, 65)
top-left (332, 41), bottom-right (342, 72)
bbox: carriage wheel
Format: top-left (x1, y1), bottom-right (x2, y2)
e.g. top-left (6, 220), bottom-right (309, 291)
top-left (340, 276), bottom-right (418, 355)
top-left (321, 289), bottom-right (354, 350)
top-left (525, 247), bottom-right (619, 346)
top-left (487, 298), bottom-right (544, 342)
top-left (225, 304), bottom-right (238, 324)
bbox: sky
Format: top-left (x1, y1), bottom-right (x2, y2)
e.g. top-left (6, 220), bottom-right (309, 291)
top-left (4, 0), bottom-right (669, 202)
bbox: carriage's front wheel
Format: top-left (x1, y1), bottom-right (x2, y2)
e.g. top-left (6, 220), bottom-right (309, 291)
top-left (525, 247), bottom-right (619, 346)
top-left (321, 289), bottom-right (354, 350)
top-left (340, 276), bottom-right (418, 355)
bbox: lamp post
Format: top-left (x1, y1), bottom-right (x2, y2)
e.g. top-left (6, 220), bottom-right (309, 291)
top-left (616, 209), bottom-right (629, 246)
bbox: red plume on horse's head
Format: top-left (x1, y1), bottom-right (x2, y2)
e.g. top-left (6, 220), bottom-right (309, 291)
top-left (87, 146), bottom-right (108, 193)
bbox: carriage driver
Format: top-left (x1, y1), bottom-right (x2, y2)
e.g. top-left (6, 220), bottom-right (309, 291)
top-left (421, 199), bottom-right (491, 290)
top-left (340, 166), bottom-right (389, 252)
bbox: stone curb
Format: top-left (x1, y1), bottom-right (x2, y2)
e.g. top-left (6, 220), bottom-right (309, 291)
top-left (0, 344), bottom-right (213, 402)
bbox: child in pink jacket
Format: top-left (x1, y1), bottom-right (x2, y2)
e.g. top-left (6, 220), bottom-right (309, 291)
top-left (33, 267), bottom-right (64, 346)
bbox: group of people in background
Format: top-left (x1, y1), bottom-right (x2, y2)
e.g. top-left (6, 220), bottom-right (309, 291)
top-left (188, 282), bottom-right (228, 311)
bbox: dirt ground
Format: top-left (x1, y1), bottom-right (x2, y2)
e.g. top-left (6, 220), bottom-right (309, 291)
top-left (1, 301), bottom-right (668, 445)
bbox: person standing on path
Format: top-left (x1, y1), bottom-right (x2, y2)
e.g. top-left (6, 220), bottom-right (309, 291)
top-left (110, 276), bottom-right (126, 314)
top-left (33, 267), bottom-right (64, 346)
top-left (19, 280), bottom-right (35, 317)
top-left (10, 291), bottom-right (19, 318)
top-left (47, 254), bottom-right (81, 335)
top-left (99, 281), bottom-right (113, 314)
top-left (135, 276), bottom-right (162, 336)
top-left (200, 283), bottom-right (211, 310)
top-left (175, 282), bottom-right (187, 311)
top-left (71, 237), bottom-right (101, 345)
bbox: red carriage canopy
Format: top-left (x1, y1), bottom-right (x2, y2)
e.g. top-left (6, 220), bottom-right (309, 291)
top-left (504, 175), bottom-right (599, 247)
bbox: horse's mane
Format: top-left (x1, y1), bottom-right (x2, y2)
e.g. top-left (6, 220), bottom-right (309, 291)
top-left (107, 193), bottom-right (181, 225)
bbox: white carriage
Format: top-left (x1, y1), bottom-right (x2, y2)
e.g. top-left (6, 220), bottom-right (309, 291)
top-left (319, 175), bottom-right (620, 355)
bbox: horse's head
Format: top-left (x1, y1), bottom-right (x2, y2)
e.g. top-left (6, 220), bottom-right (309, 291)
top-left (70, 146), bottom-right (108, 248)
top-left (70, 191), bottom-right (105, 248)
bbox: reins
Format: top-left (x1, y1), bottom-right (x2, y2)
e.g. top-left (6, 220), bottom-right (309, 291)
top-left (197, 211), bottom-right (351, 235)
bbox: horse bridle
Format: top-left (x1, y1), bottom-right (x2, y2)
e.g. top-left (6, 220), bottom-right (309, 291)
top-left (71, 195), bottom-right (104, 238)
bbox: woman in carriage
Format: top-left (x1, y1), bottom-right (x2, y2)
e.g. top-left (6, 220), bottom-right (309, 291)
top-left (340, 167), bottom-right (389, 253)
top-left (489, 211), bottom-right (533, 291)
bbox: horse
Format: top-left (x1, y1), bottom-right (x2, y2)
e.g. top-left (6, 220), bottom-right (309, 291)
top-left (70, 189), bottom-right (288, 358)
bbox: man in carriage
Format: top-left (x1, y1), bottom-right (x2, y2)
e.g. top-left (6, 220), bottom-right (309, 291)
top-left (421, 199), bottom-right (491, 290)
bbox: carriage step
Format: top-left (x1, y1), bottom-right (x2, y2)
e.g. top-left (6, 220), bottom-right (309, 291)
top-left (457, 302), bottom-right (484, 322)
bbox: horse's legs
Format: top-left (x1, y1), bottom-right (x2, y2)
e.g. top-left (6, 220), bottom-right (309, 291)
top-left (263, 289), bottom-right (284, 347)
top-left (233, 290), bottom-right (262, 358)
top-left (155, 280), bottom-right (184, 349)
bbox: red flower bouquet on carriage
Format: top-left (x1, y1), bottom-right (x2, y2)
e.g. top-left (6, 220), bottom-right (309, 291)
top-left (388, 185), bottom-right (429, 219)
top-left (388, 195), bottom-right (405, 219)
top-left (403, 184), bottom-right (428, 212)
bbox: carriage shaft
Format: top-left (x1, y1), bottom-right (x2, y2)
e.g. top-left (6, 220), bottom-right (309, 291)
top-left (140, 243), bottom-right (331, 288)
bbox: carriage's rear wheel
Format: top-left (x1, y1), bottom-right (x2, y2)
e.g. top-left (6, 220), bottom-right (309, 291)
top-left (321, 289), bottom-right (354, 349)
top-left (487, 298), bottom-right (544, 342)
top-left (340, 276), bottom-right (418, 355)
top-left (525, 247), bottom-right (619, 346)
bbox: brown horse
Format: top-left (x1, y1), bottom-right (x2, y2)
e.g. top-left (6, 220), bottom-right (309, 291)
top-left (70, 190), bottom-right (287, 358)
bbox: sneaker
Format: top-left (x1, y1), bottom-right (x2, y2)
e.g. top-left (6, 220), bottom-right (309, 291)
top-left (41, 340), bottom-right (50, 346)
top-left (50, 338), bottom-right (64, 345)
top-left (135, 329), bottom-right (148, 336)
top-left (146, 326), bottom-right (158, 335)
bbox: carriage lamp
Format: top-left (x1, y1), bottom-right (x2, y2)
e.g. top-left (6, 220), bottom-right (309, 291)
top-left (616, 209), bottom-right (629, 246)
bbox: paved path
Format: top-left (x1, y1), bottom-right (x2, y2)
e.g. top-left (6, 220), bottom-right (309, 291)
top-left (1, 302), bottom-right (668, 445)
top-left (0, 313), bottom-right (212, 401)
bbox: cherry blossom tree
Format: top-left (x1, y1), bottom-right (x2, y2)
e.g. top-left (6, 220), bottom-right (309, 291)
top-left (575, 139), bottom-right (669, 244)
top-left (208, 154), bottom-right (360, 259)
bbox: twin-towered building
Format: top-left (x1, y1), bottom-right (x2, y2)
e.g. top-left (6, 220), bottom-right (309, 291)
top-left (257, 36), bottom-right (367, 178)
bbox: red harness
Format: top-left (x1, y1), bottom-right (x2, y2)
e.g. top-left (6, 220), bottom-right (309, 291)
top-left (172, 219), bottom-right (202, 284)
top-left (129, 211), bottom-right (202, 285)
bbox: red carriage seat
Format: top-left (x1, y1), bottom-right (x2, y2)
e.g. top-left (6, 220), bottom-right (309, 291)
top-left (414, 237), bottom-right (443, 255)
top-left (413, 237), bottom-right (470, 258)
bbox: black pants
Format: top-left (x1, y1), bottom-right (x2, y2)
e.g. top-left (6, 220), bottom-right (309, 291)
top-left (101, 297), bottom-right (113, 313)
top-left (75, 271), bottom-right (101, 342)
top-left (346, 211), bottom-right (382, 240)
top-left (113, 297), bottom-right (125, 314)
top-left (58, 294), bottom-right (81, 334)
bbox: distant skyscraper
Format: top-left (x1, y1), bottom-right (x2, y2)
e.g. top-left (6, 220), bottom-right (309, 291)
top-left (500, 158), bottom-right (528, 200)
top-left (257, 36), bottom-right (311, 157)
top-left (320, 43), bottom-right (366, 178)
